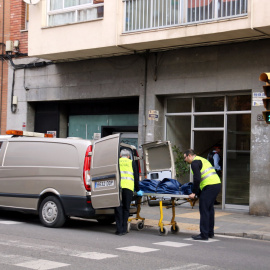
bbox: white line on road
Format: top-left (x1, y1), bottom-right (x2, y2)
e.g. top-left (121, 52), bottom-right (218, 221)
top-left (158, 263), bottom-right (222, 270)
top-left (0, 253), bottom-right (70, 270)
top-left (15, 259), bottom-right (69, 270)
top-left (117, 246), bottom-right (159, 253)
top-left (153, 241), bottom-right (192, 248)
top-left (184, 238), bottom-right (219, 243)
top-left (76, 252), bottom-right (118, 260)
top-left (0, 240), bottom-right (118, 261)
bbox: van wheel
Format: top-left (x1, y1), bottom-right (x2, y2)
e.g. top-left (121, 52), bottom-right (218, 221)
top-left (39, 196), bottom-right (66, 228)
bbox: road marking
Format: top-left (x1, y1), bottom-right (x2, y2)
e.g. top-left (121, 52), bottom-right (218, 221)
top-left (158, 263), bottom-right (222, 270)
top-left (0, 253), bottom-right (69, 270)
top-left (117, 246), bottom-right (159, 253)
top-left (0, 240), bottom-right (118, 261)
top-left (153, 241), bottom-right (192, 248)
top-left (184, 238), bottom-right (219, 243)
top-left (15, 259), bottom-right (69, 270)
top-left (0, 220), bottom-right (22, 225)
top-left (75, 252), bottom-right (118, 260)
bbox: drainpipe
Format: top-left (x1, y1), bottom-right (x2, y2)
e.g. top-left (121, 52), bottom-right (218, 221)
top-left (0, 0), bottom-right (5, 132)
top-left (143, 50), bottom-right (149, 145)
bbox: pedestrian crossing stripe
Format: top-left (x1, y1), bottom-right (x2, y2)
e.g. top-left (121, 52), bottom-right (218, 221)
top-left (184, 238), bottom-right (219, 243)
top-left (15, 259), bottom-right (69, 270)
top-left (153, 241), bottom-right (192, 248)
top-left (117, 246), bottom-right (159, 253)
top-left (75, 252), bottom-right (118, 260)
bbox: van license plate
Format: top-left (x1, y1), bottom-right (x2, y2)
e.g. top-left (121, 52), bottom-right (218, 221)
top-left (95, 180), bottom-right (114, 188)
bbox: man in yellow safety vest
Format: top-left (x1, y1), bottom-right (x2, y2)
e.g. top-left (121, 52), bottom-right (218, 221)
top-left (184, 149), bottom-right (221, 241)
top-left (115, 149), bottom-right (143, 236)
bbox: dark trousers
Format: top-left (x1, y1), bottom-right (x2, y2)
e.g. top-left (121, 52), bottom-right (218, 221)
top-left (199, 183), bottom-right (221, 238)
top-left (114, 188), bottom-right (133, 234)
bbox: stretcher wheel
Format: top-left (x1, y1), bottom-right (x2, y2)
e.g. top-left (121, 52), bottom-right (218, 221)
top-left (136, 221), bottom-right (144, 231)
top-left (171, 225), bottom-right (179, 234)
top-left (159, 227), bottom-right (168, 236)
top-left (127, 222), bottom-right (131, 233)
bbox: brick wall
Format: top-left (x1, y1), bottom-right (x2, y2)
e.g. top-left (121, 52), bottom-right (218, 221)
top-left (0, 0), bottom-right (28, 134)
top-left (10, 0), bottom-right (28, 53)
top-left (0, 0), bottom-right (10, 134)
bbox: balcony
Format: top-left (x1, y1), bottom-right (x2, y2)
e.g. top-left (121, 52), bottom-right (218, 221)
top-left (28, 0), bottom-right (270, 61)
top-left (124, 0), bottom-right (248, 32)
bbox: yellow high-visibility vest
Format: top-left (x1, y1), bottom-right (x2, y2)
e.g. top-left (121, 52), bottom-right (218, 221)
top-left (191, 156), bottom-right (221, 190)
top-left (119, 157), bottom-right (134, 191)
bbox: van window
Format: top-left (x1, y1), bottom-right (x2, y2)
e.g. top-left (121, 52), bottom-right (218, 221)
top-left (4, 142), bottom-right (79, 167)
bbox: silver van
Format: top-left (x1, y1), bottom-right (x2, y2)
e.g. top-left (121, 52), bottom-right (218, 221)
top-left (0, 132), bottom-right (175, 228)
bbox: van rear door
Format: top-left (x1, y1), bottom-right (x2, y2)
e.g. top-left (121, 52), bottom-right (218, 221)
top-left (90, 134), bottom-right (120, 209)
top-left (142, 141), bottom-right (176, 180)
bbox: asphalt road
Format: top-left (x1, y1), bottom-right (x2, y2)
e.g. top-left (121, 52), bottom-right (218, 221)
top-left (0, 211), bottom-right (270, 270)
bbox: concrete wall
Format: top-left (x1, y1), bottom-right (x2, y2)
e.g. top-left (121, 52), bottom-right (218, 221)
top-left (28, 0), bottom-right (270, 61)
top-left (7, 39), bottom-right (270, 215)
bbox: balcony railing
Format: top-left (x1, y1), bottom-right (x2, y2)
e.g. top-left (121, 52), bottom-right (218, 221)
top-left (124, 0), bottom-right (248, 32)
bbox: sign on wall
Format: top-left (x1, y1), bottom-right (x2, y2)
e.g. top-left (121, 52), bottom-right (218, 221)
top-left (252, 92), bottom-right (265, 106)
top-left (148, 110), bottom-right (159, 121)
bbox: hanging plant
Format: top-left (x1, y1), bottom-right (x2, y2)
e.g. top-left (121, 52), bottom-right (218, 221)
top-left (172, 145), bottom-right (190, 178)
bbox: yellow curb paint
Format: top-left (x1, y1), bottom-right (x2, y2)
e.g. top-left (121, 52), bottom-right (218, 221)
top-left (176, 211), bottom-right (232, 219)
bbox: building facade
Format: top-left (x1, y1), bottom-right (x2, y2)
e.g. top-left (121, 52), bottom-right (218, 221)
top-left (4, 0), bottom-right (270, 215)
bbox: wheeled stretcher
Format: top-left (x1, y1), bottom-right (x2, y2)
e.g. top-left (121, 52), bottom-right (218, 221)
top-left (128, 193), bottom-right (198, 235)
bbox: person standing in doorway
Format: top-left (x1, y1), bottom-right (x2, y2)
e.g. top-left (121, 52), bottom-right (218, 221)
top-left (115, 149), bottom-right (143, 236)
top-left (207, 146), bottom-right (222, 205)
top-left (184, 149), bottom-right (221, 240)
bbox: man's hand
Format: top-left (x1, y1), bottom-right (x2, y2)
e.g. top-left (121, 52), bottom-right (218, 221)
top-left (189, 193), bottom-right (196, 199)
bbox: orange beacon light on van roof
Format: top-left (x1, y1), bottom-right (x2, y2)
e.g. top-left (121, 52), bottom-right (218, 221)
top-left (6, 130), bottom-right (53, 138)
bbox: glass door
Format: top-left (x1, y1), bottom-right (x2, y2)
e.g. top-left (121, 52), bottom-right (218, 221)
top-left (194, 131), bottom-right (224, 205)
top-left (226, 114), bottom-right (251, 206)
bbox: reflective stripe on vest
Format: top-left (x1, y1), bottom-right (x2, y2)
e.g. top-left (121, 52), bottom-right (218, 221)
top-left (119, 157), bottom-right (134, 191)
top-left (192, 156), bottom-right (221, 190)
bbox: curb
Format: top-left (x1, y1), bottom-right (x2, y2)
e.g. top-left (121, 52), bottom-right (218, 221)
top-left (133, 223), bottom-right (270, 242)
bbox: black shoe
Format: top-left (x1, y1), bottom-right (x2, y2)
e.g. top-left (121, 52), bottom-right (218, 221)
top-left (208, 234), bottom-right (214, 238)
top-left (115, 231), bottom-right (123, 236)
top-left (192, 234), bottom-right (208, 241)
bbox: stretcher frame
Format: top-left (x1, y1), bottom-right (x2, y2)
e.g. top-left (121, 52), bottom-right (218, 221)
top-left (128, 193), bottom-right (197, 235)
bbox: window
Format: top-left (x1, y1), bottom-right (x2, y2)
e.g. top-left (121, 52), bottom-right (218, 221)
top-left (4, 142), bottom-right (79, 167)
top-left (25, 4), bottom-right (29, 30)
top-left (48, 0), bottom-right (104, 27)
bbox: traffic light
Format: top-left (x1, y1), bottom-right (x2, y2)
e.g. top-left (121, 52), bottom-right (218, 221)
top-left (259, 73), bottom-right (270, 124)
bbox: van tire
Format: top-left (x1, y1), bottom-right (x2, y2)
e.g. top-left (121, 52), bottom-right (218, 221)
top-left (39, 196), bottom-right (66, 228)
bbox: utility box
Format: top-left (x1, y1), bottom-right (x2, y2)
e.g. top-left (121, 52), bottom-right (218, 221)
top-left (5, 40), bottom-right (14, 52)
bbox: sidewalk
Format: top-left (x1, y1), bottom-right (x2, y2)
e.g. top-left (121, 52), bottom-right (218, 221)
top-left (130, 202), bottom-right (270, 241)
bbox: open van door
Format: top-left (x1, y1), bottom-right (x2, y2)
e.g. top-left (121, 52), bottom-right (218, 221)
top-left (90, 134), bottom-right (120, 209)
top-left (142, 141), bottom-right (176, 180)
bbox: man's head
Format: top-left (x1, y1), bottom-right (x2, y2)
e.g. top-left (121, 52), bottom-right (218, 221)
top-left (120, 149), bottom-right (131, 159)
top-left (184, 149), bottom-right (196, 164)
top-left (214, 146), bottom-right (221, 154)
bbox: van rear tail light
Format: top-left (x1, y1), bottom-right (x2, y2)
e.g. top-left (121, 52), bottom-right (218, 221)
top-left (83, 145), bottom-right (92, 191)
